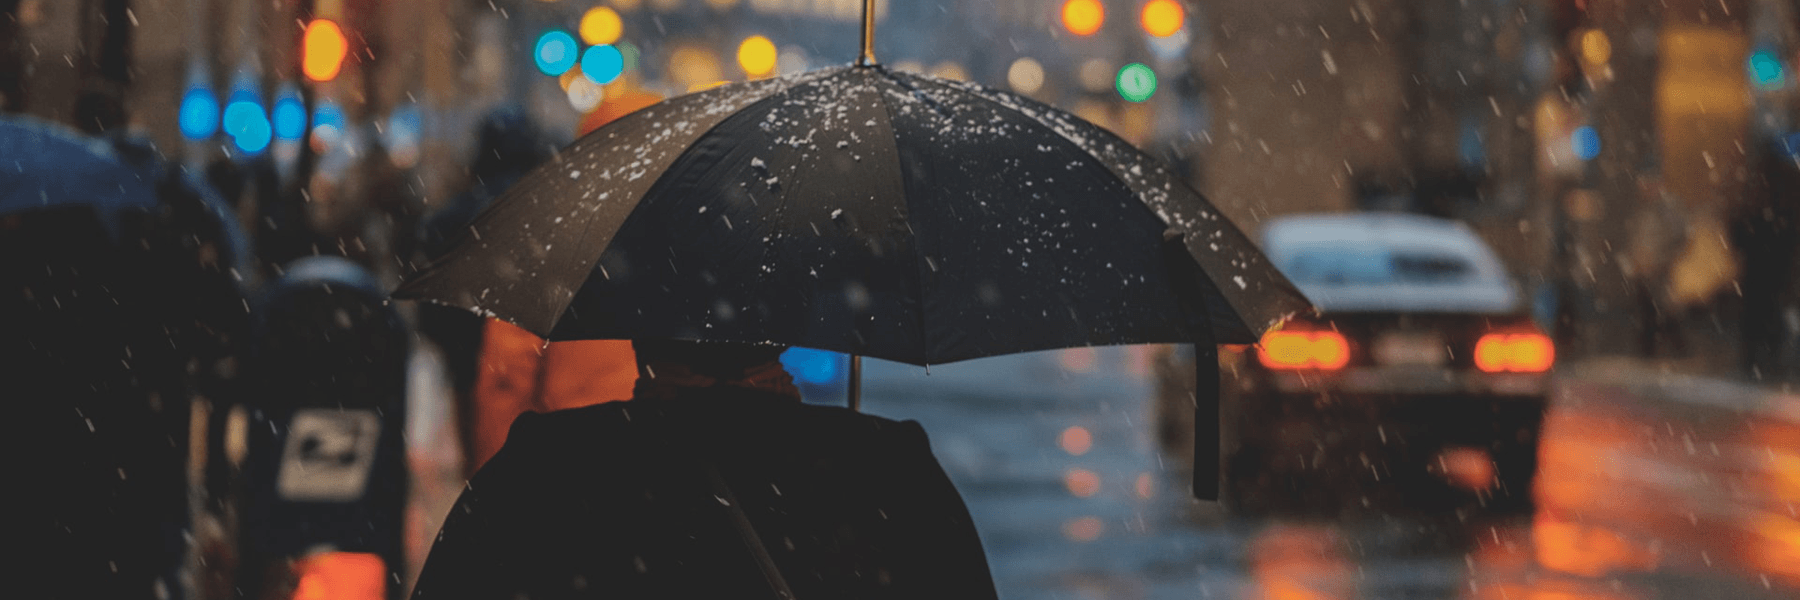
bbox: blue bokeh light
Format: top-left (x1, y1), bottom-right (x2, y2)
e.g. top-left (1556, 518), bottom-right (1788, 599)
top-left (1571, 125), bottom-right (1601, 161)
top-left (272, 91), bottom-right (306, 141)
top-left (781, 347), bottom-right (845, 386)
top-left (581, 44), bottom-right (625, 85)
top-left (178, 88), bottom-right (219, 140)
top-left (534, 30), bottom-right (579, 76)
top-left (1750, 49), bottom-right (1787, 90)
top-left (223, 99), bottom-right (270, 154)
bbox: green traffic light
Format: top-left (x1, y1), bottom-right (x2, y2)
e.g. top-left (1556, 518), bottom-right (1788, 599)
top-left (1116, 63), bottom-right (1156, 102)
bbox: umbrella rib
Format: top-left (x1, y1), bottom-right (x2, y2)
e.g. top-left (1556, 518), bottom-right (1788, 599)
top-left (867, 68), bottom-right (937, 365)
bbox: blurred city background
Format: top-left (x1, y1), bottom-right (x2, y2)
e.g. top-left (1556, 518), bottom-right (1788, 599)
top-left (4, 0), bottom-right (1799, 598)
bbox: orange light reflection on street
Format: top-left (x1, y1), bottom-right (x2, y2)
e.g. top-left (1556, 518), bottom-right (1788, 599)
top-left (1245, 525), bottom-right (1353, 600)
top-left (1063, 468), bottom-right (1100, 498)
top-left (1062, 516), bottom-right (1104, 542)
top-left (1059, 426), bottom-right (1092, 455)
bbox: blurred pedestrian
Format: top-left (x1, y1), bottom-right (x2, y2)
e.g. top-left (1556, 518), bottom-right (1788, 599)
top-left (1625, 174), bottom-right (1688, 358)
top-left (5, 120), bottom-right (249, 600)
top-left (416, 106), bottom-right (638, 476)
top-left (410, 339), bottom-right (998, 600)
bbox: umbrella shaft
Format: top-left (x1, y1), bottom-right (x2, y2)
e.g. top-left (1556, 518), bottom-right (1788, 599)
top-left (858, 0), bottom-right (876, 66)
top-left (848, 355), bottom-right (863, 412)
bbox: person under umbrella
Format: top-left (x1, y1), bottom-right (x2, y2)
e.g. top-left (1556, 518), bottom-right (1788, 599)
top-left (409, 338), bottom-right (997, 600)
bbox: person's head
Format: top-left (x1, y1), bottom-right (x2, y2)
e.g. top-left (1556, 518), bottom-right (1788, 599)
top-left (631, 338), bottom-right (786, 379)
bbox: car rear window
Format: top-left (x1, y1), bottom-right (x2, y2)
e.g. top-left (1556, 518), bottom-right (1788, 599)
top-left (1282, 247), bottom-right (1476, 285)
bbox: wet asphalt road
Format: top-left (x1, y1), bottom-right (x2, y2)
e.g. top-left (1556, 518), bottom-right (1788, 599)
top-left (850, 348), bottom-right (1800, 600)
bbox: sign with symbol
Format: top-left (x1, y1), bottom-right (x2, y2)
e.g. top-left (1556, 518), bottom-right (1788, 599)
top-left (277, 409), bottom-right (381, 502)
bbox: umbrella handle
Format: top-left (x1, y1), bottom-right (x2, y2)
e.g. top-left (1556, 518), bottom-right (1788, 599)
top-left (848, 355), bottom-right (863, 412)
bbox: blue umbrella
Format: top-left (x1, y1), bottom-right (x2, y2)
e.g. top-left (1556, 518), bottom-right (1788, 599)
top-left (0, 115), bottom-right (159, 238)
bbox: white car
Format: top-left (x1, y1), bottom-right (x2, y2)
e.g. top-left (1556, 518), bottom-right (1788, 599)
top-left (1158, 212), bottom-right (1553, 517)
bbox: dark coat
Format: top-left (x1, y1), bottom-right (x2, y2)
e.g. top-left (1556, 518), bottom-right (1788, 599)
top-left (411, 388), bottom-right (998, 600)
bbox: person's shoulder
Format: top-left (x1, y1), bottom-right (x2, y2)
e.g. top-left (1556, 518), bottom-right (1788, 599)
top-left (501, 402), bottom-right (641, 450)
top-left (782, 402), bottom-right (932, 448)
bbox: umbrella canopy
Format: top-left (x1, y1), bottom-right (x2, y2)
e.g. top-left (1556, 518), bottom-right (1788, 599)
top-left (397, 65), bottom-right (1308, 366)
top-left (0, 116), bottom-right (159, 237)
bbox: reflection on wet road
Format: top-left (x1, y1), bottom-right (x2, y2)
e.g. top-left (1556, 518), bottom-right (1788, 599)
top-left (858, 349), bottom-right (1800, 600)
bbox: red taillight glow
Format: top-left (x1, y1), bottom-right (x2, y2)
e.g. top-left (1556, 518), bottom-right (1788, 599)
top-left (1257, 329), bottom-right (1351, 370)
top-left (1474, 333), bottom-right (1554, 373)
top-left (292, 552), bottom-right (385, 600)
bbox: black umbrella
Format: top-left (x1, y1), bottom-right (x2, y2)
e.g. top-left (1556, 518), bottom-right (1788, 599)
top-left (397, 11), bottom-right (1310, 499)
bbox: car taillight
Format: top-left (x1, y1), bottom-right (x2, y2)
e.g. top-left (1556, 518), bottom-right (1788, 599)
top-left (291, 552), bottom-right (385, 600)
top-left (1257, 328), bottom-right (1351, 370)
top-left (1473, 333), bottom-right (1554, 373)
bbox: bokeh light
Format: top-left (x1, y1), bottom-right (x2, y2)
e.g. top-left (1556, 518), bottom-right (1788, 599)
top-left (1750, 48), bottom-right (1788, 90)
top-left (1061, 0), bottom-right (1104, 36)
top-left (223, 97), bottom-right (271, 155)
top-left (669, 46), bottom-right (723, 87)
top-left (1571, 125), bottom-right (1600, 161)
top-left (567, 75), bottom-right (604, 112)
top-left (1140, 0), bottom-right (1184, 37)
top-left (534, 30), bottom-right (579, 76)
top-left (1579, 28), bottom-right (1611, 66)
top-left (582, 44), bottom-right (625, 84)
top-left (1007, 57), bottom-right (1045, 94)
top-left (178, 87), bottom-right (219, 140)
top-left (1116, 62), bottom-right (1156, 102)
top-left (1077, 58), bottom-right (1114, 92)
top-left (1063, 468), bottom-right (1100, 498)
top-left (272, 90), bottom-right (307, 141)
top-left (302, 19), bottom-right (348, 82)
top-left (1062, 516), bottom-right (1104, 542)
top-left (737, 35), bottom-right (778, 77)
top-left (930, 62), bottom-right (969, 81)
top-left (1059, 426), bottom-right (1093, 456)
top-left (578, 7), bottom-right (623, 45)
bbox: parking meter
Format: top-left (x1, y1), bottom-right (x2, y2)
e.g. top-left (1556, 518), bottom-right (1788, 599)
top-left (237, 256), bottom-right (407, 600)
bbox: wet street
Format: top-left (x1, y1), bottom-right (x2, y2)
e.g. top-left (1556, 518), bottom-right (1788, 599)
top-left (844, 348), bottom-right (1800, 600)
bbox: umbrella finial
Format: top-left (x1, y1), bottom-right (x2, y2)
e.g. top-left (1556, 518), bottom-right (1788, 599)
top-left (858, 0), bottom-right (877, 66)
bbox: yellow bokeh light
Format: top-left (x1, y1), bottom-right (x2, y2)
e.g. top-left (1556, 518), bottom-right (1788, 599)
top-left (302, 19), bottom-right (348, 82)
top-left (1140, 0), bottom-right (1184, 37)
top-left (579, 7), bottom-right (623, 45)
top-left (737, 35), bottom-right (778, 77)
top-left (670, 46), bottom-right (723, 86)
top-left (1580, 28), bottom-right (1612, 66)
top-left (1061, 0), bottom-right (1104, 36)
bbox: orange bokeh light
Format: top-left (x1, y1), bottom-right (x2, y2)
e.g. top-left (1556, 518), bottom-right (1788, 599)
top-left (1063, 516), bottom-right (1105, 541)
top-left (1059, 426), bottom-right (1093, 456)
top-left (1061, 0), bottom-right (1105, 36)
top-left (1064, 468), bottom-right (1101, 498)
top-left (1257, 330), bottom-right (1350, 370)
top-left (291, 552), bottom-right (385, 600)
top-left (302, 19), bottom-right (348, 82)
top-left (1474, 333), bottom-right (1555, 373)
top-left (1140, 0), bottom-right (1185, 37)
